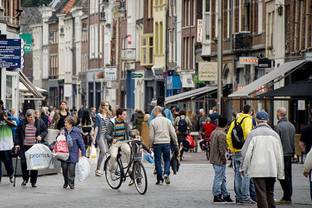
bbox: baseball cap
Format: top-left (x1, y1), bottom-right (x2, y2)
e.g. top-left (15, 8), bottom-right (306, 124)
top-left (256, 111), bottom-right (269, 121)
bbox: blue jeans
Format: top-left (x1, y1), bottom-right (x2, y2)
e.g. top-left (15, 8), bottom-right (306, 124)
top-left (212, 164), bottom-right (229, 197)
top-left (233, 152), bottom-right (251, 201)
top-left (153, 144), bottom-right (171, 180)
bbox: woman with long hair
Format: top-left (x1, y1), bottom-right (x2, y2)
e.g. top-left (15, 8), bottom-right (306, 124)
top-left (81, 108), bottom-right (93, 150)
top-left (56, 101), bottom-right (70, 130)
top-left (94, 101), bottom-right (113, 176)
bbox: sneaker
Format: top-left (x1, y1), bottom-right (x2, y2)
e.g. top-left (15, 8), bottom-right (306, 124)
top-left (128, 180), bottom-right (134, 186)
top-left (95, 170), bottom-right (103, 176)
top-left (276, 199), bottom-right (291, 205)
top-left (63, 183), bottom-right (68, 189)
top-left (223, 196), bottom-right (233, 203)
top-left (213, 195), bottom-right (225, 203)
top-left (164, 175), bottom-right (170, 185)
top-left (241, 199), bottom-right (256, 204)
top-left (31, 183), bottom-right (37, 188)
top-left (156, 178), bottom-right (164, 185)
top-left (21, 180), bottom-right (28, 186)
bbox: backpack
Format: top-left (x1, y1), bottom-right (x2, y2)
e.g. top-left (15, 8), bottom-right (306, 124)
top-left (178, 117), bottom-right (188, 133)
top-left (231, 117), bottom-right (248, 149)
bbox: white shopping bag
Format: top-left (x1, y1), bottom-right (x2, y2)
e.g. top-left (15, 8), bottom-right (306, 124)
top-left (75, 157), bottom-right (91, 182)
top-left (89, 145), bottom-right (97, 164)
top-left (25, 144), bottom-right (53, 170)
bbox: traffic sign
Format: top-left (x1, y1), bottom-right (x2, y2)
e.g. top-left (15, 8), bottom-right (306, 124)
top-left (0, 39), bottom-right (22, 68)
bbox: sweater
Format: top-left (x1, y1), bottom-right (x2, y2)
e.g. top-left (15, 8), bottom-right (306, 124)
top-left (65, 127), bottom-right (86, 163)
top-left (275, 117), bottom-right (296, 156)
top-left (242, 123), bottom-right (285, 179)
top-left (149, 115), bottom-right (178, 145)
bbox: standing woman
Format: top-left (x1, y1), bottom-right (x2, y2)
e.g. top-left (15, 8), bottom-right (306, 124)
top-left (94, 101), bottom-right (113, 176)
top-left (81, 108), bottom-right (93, 150)
top-left (62, 116), bottom-right (86, 189)
top-left (15, 109), bottom-right (48, 187)
top-left (56, 101), bottom-right (70, 130)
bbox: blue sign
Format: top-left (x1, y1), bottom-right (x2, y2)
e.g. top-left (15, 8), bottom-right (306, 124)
top-left (0, 39), bottom-right (22, 68)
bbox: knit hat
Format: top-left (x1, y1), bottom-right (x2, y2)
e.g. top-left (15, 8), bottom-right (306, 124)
top-left (256, 111), bottom-right (269, 121)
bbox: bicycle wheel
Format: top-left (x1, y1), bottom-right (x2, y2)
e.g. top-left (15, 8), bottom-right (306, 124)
top-left (133, 162), bottom-right (148, 195)
top-left (104, 156), bottom-right (123, 189)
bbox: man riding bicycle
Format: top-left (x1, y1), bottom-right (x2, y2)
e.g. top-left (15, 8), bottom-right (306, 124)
top-left (108, 108), bottom-right (132, 172)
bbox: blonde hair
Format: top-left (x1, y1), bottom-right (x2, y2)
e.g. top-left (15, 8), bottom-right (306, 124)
top-left (99, 101), bottom-right (112, 117)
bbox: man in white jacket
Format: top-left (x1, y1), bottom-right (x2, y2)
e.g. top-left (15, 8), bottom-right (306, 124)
top-left (241, 111), bottom-right (284, 208)
top-left (303, 147), bottom-right (312, 200)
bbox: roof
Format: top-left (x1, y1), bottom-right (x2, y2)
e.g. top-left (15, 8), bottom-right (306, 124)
top-left (20, 7), bottom-right (43, 33)
top-left (165, 86), bottom-right (217, 104)
top-left (260, 80), bottom-right (312, 98)
top-left (228, 60), bottom-right (308, 98)
top-left (19, 71), bottom-right (44, 99)
top-left (63, 0), bottom-right (76, 14)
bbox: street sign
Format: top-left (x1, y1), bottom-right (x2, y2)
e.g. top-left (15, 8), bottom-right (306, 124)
top-left (0, 39), bottom-right (22, 68)
top-left (131, 73), bottom-right (143, 79)
top-left (19, 33), bottom-right (32, 54)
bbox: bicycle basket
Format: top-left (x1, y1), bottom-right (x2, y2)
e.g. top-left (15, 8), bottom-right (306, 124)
top-left (132, 141), bottom-right (143, 161)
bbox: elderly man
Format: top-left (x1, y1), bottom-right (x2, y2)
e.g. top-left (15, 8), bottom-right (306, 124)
top-left (242, 111), bottom-right (284, 208)
top-left (275, 107), bottom-right (296, 204)
top-left (149, 106), bottom-right (178, 185)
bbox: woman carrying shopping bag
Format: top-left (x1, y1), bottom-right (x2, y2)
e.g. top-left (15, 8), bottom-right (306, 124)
top-left (94, 101), bottom-right (113, 176)
top-left (62, 116), bottom-right (86, 189)
top-left (15, 109), bottom-right (48, 188)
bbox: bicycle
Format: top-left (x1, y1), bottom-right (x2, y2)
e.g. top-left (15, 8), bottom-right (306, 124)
top-left (103, 139), bottom-right (148, 195)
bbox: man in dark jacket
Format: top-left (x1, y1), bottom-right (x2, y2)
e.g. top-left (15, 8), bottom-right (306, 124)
top-left (275, 107), bottom-right (296, 204)
top-left (15, 109), bottom-right (48, 187)
top-left (210, 116), bottom-right (233, 203)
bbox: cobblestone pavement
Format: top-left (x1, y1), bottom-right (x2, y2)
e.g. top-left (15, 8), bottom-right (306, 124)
top-left (0, 152), bottom-right (311, 208)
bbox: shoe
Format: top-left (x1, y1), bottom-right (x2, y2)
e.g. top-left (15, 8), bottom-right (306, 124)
top-left (128, 180), bottom-right (134, 186)
top-left (241, 199), bottom-right (256, 204)
top-left (223, 196), bottom-right (233, 203)
top-left (276, 199), bottom-right (292, 205)
top-left (21, 180), bottom-right (28, 186)
top-left (63, 183), bottom-right (68, 189)
top-left (164, 175), bottom-right (170, 185)
top-left (9, 176), bottom-right (14, 183)
top-left (95, 170), bottom-right (103, 177)
top-left (31, 183), bottom-right (37, 188)
top-left (156, 179), bottom-right (164, 185)
top-left (69, 185), bottom-right (75, 190)
top-left (213, 195), bottom-right (225, 203)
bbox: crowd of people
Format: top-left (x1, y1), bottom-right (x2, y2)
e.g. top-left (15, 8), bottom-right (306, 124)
top-left (0, 98), bottom-right (311, 206)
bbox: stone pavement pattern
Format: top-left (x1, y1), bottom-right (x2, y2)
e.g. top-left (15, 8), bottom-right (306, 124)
top-left (0, 152), bottom-right (311, 208)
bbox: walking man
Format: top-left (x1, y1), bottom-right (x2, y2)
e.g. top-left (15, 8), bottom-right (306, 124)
top-left (149, 106), bottom-right (178, 185)
top-left (226, 105), bottom-right (255, 204)
top-left (209, 116), bottom-right (233, 203)
top-left (0, 100), bottom-right (16, 184)
top-left (275, 107), bottom-right (296, 204)
top-left (242, 111), bottom-right (284, 208)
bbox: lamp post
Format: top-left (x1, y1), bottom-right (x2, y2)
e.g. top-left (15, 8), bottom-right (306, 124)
top-left (217, 0), bottom-right (223, 114)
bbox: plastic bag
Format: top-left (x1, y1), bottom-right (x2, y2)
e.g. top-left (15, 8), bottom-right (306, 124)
top-left (143, 150), bottom-right (154, 164)
top-left (75, 157), bottom-right (91, 182)
top-left (25, 143), bottom-right (53, 170)
top-left (89, 145), bottom-right (97, 164)
top-left (53, 133), bottom-right (69, 161)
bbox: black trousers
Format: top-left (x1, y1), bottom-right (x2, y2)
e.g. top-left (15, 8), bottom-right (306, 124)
top-left (61, 161), bottom-right (76, 187)
top-left (0, 150), bottom-right (14, 179)
top-left (253, 178), bottom-right (276, 208)
top-left (279, 156), bottom-right (292, 201)
top-left (20, 146), bottom-right (38, 184)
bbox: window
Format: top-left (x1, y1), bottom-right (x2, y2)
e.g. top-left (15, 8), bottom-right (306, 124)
top-left (49, 55), bottom-right (58, 78)
top-left (148, 0), bottom-right (153, 18)
top-left (49, 31), bottom-right (58, 44)
top-left (82, 23), bottom-right (88, 42)
top-left (141, 34), bottom-right (153, 65)
top-left (226, 0), bottom-right (231, 38)
top-left (205, 0), bottom-right (210, 12)
top-left (155, 22), bottom-right (159, 55)
top-left (160, 21), bottom-right (163, 54)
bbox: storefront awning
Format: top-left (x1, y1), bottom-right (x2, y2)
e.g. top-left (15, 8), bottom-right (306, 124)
top-left (165, 86), bottom-right (217, 104)
top-left (260, 80), bottom-right (312, 98)
top-left (19, 71), bottom-right (45, 100)
top-left (228, 60), bottom-right (308, 98)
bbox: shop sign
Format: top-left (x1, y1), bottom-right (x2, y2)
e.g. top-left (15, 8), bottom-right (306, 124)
top-left (19, 33), bottom-right (32, 54)
top-left (239, 57), bottom-right (258, 65)
top-left (197, 19), bottom-right (203, 43)
top-left (181, 73), bottom-right (195, 88)
top-left (298, 100), bottom-right (305, 111)
top-left (104, 67), bottom-right (117, 81)
top-left (131, 72), bottom-right (144, 79)
top-left (198, 61), bottom-right (217, 81)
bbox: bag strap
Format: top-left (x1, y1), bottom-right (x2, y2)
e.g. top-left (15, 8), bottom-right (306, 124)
top-left (238, 116), bottom-right (248, 125)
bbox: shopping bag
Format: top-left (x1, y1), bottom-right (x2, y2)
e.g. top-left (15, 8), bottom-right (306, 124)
top-left (25, 143), bottom-right (53, 170)
top-left (89, 145), bottom-right (97, 164)
top-left (53, 133), bottom-right (69, 161)
top-left (186, 135), bottom-right (196, 149)
top-left (75, 157), bottom-right (91, 182)
top-left (143, 150), bottom-right (154, 164)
